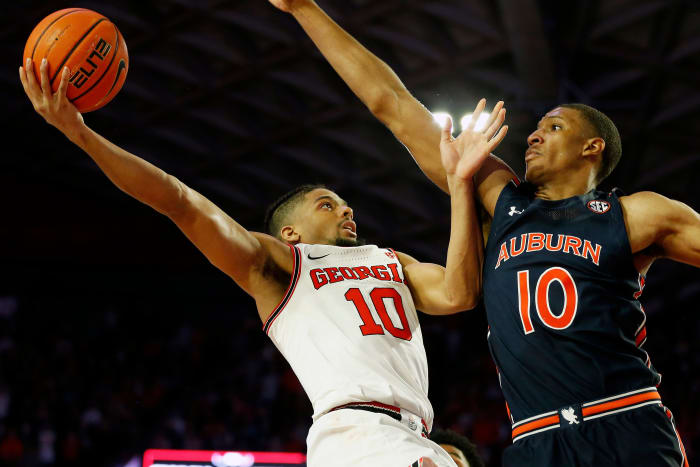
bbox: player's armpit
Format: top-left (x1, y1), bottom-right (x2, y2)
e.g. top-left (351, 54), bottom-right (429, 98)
top-left (621, 191), bottom-right (700, 267)
top-left (168, 184), bottom-right (294, 296)
top-left (396, 252), bottom-right (477, 315)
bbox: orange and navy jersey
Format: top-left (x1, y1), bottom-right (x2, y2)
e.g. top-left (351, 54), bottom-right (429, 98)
top-left (483, 181), bottom-right (660, 423)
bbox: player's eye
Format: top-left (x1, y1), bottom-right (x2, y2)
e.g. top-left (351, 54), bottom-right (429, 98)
top-left (552, 124), bottom-right (562, 131)
top-left (321, 202), bottom-right (333, 210)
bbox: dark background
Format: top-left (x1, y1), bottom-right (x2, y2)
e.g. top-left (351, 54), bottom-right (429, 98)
top-left (1, 0), bottom-right (700, 465)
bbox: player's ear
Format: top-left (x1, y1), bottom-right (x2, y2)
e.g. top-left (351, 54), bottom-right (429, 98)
top-left (582, 137), bottom-right (605, 159)
top-left (280, 224), bottom-right (301, 244)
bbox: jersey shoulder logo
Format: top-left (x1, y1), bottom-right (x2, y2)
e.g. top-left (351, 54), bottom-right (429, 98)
top-left (385, 250), bottom-right (396, 259)
top-left (561, 407), bottom-right (579, 425)
top-left (587, 199), bottom-right (610, 214)
top-left (508, 206), bottom-right (524, 216)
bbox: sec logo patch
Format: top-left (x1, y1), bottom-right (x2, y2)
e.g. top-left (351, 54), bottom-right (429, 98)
top-left (587, 200), bottom-right (610, 214)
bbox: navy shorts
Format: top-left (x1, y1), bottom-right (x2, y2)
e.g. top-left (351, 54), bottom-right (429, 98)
top-left (503, 405), bottom-right (688, 467)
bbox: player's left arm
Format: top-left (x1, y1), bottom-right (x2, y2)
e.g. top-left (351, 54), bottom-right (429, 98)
top-left (399, 103), bottom-right (508, 315)
top-left (622, 191), bottom-right (700, 266)
top-left (396, 251), bottom-right (476, 315)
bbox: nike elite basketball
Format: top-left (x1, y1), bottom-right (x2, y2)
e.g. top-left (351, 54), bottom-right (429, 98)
top-left (24, 8), bottom-right (129, 112)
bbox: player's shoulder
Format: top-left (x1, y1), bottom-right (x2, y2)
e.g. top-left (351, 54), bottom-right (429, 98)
top-left (394, 250), bottom-right (419, 267)
top-left (618, 191), bottom-right (680, 236)
top-left (619, 190), bottom-right (673, 214)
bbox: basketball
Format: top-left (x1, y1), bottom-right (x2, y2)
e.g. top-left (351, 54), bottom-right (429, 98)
top-left (23, 8), bottom-right (128, 113)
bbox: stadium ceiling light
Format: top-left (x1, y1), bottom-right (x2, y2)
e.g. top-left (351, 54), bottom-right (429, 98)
top-left (431, 111), bottom-right (452, 131)
top-left (461, 113), bottom-right (491, 132)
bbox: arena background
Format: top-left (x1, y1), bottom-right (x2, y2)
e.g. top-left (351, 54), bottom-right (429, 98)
top-left (2, 0), bottom-right (700, 465)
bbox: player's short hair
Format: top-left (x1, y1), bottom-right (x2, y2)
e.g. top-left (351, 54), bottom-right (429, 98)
top-left (430, 428), bottom-right (484, 467)
top-left (560, 103), bottom-right (622, 185)
top-left (264, 184), bottom-right (327, 239)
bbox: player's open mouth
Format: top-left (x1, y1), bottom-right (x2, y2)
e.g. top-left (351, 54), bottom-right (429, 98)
top-left (341, 220), bottom-right (357, 236)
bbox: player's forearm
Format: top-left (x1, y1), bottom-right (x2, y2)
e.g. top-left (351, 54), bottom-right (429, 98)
top-left (67, 123), bottom-right (184, 216)
top-left (443, 177), bottom-right (483, 310)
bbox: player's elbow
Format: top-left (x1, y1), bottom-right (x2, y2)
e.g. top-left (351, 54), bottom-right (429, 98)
top-left (446, 283), bottom-right (481, 312)
top-left (367, 87), bottom-right (403, 129)
top-left (443, 292), bottom-right (479, 314)
top-left (163, 177), bottom-right (193, 220)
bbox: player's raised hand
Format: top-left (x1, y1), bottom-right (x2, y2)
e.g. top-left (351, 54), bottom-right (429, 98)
top-left (440, 98), bottom-right (508, 182)
top-left (19, 57), bottom-right (84, 137)
top-left (268, 0), bottom-right (313, 13)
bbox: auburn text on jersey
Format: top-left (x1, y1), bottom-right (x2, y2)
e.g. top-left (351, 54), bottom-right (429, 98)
top-left (495, 233), bottom-right (602, 269)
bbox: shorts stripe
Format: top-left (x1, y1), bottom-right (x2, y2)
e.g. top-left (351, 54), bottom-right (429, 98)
top-left (512, 388), bottom-right (662, 442)
top-left (665, 407), bottom-right (690, 467)
top-left (331, 401), bottom-right (430, 438)
top-left (582, 388), bottom-right (660, 417)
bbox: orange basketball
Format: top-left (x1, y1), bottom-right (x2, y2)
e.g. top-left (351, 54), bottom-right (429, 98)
top-left (23, 8), bottom-right (129, 113)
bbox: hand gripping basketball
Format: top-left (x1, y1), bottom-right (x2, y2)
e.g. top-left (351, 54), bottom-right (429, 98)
top-left (440, 98), bottom-right (508, 182)
top-left (19, 57), bottom-right (84, 137)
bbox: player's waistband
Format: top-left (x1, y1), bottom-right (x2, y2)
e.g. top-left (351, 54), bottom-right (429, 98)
top-left (329, 401), bottom-right (430, 438)
top-left (511, 387), bottom-right (662, 443)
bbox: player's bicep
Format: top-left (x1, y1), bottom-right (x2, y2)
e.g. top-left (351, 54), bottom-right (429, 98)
top-left (402, 262), bottom-right (447, 313)
top-left (169, 184), bottom-right (291, 294)
top-left (658, 198), bottom-right (700, 267)
top-left (400, 258), bottom-right (467, 315)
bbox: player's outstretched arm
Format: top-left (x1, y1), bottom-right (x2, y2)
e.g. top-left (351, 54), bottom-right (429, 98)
top-left (621, 191), bottom-right (700, 268)
top-left (268, 1), bottom-right (515, 216)
top-left (19, 59), bottom-right (293, 309)
top-left (399, 101), bottom-right (508, 315)
top-left (269, 0), bottom-right (445, 186)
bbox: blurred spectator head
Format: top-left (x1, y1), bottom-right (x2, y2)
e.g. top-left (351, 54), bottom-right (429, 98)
top-left (430, 428), bottom-right (484, 467)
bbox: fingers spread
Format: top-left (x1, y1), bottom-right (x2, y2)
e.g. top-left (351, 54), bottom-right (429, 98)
top-left (488, 125), bottom-right (509, 152)
top-left (25, 58), bottom-right (38, 90)
top-left (57, 66), bottom-right (70, 99)
top-left (19, 66), bottom-right (27, 91)
top-left (468, 98), bottom-right (486, 131)
top-left (485, 108), bottom-right (506, 140)
top-left (484, 101), bottom-right (504, 133)
top-left (40, 58), bottom-right (52, 99)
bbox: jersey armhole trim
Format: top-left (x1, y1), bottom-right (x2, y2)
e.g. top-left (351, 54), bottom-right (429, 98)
top-left (263, 244), bottom-right (302, 334)
top-left (485, 180), bottom-right (520, 246)
top-left (609, 190), bottom-right (642, 279)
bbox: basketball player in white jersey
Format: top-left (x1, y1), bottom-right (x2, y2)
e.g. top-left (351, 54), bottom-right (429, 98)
top-left (19, 58), bottom-right (506, 466)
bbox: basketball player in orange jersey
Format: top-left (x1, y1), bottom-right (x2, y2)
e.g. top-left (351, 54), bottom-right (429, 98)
top-left (270, 1), bottom-right (700, 465)
top-left (19, 57), bottom-right (507, 466)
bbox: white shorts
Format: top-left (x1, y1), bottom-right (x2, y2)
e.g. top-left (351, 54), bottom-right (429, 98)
top-left (306, 409), bottom-right (457, 467)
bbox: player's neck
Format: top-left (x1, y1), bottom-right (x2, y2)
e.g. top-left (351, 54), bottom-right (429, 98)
top-left (533, 177), bottom-right (596, 201)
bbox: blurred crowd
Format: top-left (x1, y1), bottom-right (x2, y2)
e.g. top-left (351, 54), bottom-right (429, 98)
top-left (1, 277), bottom-right (698, 466)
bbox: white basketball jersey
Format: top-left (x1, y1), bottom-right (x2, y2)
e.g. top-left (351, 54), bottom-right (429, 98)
top-left (263, 243), bottom-right (434, 428)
